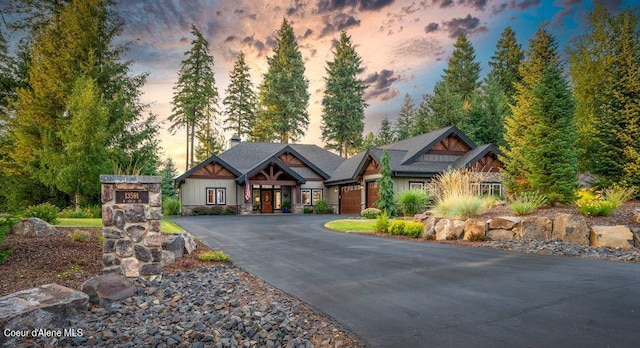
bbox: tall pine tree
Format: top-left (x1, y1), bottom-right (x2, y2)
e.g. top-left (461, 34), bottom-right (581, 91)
top-left (394, 93), bottom-right (415, 141)
top-left (169, 24), bottom-right (219, 170)
top-left (467, 73), bottom-right (509, 147)
top-left (442, 33), bottom-right (481, 104)
top-left (488, 27), bottom-right (524, 101)
top-left (223, 51), bottom-right (257, 140)
top-left (569, 4), bottom-right (640, 190)
top-left (502, 26), bottom-right (577, 203)
top-left (376, 117), bottom-right (395, 145)
top-left (256, 18), bottom-right (309, 143)
top-left (375, 149), bottom-right (396, 216)
top-left (321, 31), bottom-right (366, 157)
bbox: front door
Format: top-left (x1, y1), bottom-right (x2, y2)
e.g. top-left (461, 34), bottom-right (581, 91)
top-left (261, 190), bottom-right (273, 213)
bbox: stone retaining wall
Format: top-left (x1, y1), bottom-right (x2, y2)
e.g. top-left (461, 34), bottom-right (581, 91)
top-left (416, 212), bottom-right (638, 249)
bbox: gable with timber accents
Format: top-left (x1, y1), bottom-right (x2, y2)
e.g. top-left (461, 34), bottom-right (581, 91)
top-left (426, 134), bottom-right (471, 155)
top-left (191, 162), bottom-right (235, 178)
top-left (471, 153), bottom-right (502, 172)
top-left (363, 157), bottom-right (380, 175)
top-left (278, 152), bottom-right (305, 167)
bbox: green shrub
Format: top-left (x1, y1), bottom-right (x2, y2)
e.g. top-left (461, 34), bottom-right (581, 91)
top-left (70, 230), bottom-right (90, 242)
top-left (163, 197), bottom-right (181, 216)
top-left (396, 189), bottom-right (430, 216)
top-left (374, 212), bottom-right (390, 233)
top-left (23, 203), bottom-right (59, 224)
top-left (360, 207), bottom-right (382, 219)
top-left (314, 199), bottom-right (332, 214)
top-left (58, 205), bottom-right (102, 218)
top-left (191, 206), bottom-right (211, 215)
top-left (431, 194), bottom-right (485, 219)
top-left (223, 207), bottom-right (237, 215)
top-left (507, 191), bottom-right (547, 215)
top-left (210, 206), bottom-right (223, 215)
top-left (0, 218), bottom-right (17, 263)
top-left (388, 220), bottom-right (405, 235)
top-left (603, 184), bottom-right (636, 209)
top-left (403, 222), bottom-right (423, 238)
top-left (578, 200), bottom-right (616, 216)
top-left (304, 207), bottom-right (313, 214)
top-left (197, 250), bottom-right (230, 262)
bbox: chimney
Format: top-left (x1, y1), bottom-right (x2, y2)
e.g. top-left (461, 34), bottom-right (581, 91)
top-left (229, 134), bottom-right (241, 148)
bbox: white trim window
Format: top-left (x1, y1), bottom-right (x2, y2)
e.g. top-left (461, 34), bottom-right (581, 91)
top-left (409, 181), bottom-right (425, 190)
top-left (301, 189), bottom-right (312, 205)
top-left (312, 189), bottom-right (323, 204)
top-left (206, 187), bottom-right (226, 205)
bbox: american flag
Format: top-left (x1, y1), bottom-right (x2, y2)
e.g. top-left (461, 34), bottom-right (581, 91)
top-left (244, 176), bottom-right (251, 202)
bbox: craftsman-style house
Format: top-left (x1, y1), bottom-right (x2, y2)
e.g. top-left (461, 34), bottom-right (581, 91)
top-left (174, 126), bottom-right (502, 214)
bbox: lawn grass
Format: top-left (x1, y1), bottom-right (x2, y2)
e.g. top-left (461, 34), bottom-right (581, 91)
top-left (324, 219), bottom-right (377, 233)
top-left (55, 218), bottom-right (185, 234)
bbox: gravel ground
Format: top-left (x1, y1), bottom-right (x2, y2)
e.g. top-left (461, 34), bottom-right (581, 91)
top-left (9, 264), bottom-right (365, 348)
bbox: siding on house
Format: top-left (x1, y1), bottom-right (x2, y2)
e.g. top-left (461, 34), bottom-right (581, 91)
top-left (180, 178), bottom-right (238, 206)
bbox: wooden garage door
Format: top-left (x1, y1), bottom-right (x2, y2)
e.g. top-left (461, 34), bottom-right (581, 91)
top-left (340, 184), bottom-right (361, 214)
top-left (366, 181), bottom-right (379, 208)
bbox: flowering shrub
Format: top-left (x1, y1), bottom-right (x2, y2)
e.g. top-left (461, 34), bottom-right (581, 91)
top-left (360, 207), bottom-right (382, 219)
top-left (23, 203), bottom-right (59, 224)
top-left (577, 199), bottom-right (616, 216)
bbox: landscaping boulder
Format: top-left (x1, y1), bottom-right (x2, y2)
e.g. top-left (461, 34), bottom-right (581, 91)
top-left (517, 217), bottom-right (552, 241)
top-left (413, 212), bottom-right (430, 223)
top-left (552, 213), bottom-right (589, 246)
top-left (487, 216), bottom-right (521, 230)
top-left (81, 273), bottom-right (135, 307)
top-left (162, 235), bottom-right (185, 259)
top-left (631, 228), bottom-right (640, 248)
top-left (590, 225), bottom-right (634, 249)
top-left (486, 229), bottom-right (516, 241)
top-left (161, 250), bottom-right (175, 266)
top-left (10, 218), bottom-right (59, 237)
top-left (1, 284), bottom-right (88, 345)
top-left (181, 232), bottom-right (197, 254)
top-left (435, 219), bottom-right (466, 240)
top-left (633, 209), bottom-right (640, 224)
top-left (421, 217), bottom-right (440, 239)
top-left (463, 218), bottom-right (487, 240)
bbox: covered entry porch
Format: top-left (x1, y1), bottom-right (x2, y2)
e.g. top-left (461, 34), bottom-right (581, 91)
top-left (239, 161), bottom-right (306, 214)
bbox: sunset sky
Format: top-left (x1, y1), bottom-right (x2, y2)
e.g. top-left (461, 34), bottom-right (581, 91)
top-left (4, 0), bottom-right (639, 170)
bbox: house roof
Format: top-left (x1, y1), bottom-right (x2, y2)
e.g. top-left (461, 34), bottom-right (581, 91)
top-left (324, 126), bottom-right (499, 185)
top-left (176, 141), bottom-right (345, 185)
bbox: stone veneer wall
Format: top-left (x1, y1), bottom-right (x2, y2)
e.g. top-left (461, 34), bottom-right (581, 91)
top-left (100, 175), bottom-right (163, 281)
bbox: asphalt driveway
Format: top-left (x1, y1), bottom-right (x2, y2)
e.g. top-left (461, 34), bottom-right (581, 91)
top-left (173, 215), bottom-right (640, 348)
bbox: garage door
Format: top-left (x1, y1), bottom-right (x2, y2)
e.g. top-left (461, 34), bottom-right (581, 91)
top-left (366, 181), bottom-right (379, 208)
top-left (339, 184), bottom-right (361, 214)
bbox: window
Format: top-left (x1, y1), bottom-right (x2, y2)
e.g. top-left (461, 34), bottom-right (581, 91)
top-left (301, 189), bottom-right (311, 205)
top-left (206, 187), bottom-right (226, 205)
top-left (312, 189), bottom-right (323, 204)
top-left (253, 189), bottom-right (260, 205)
top-left (274, 190), bottom-right (282, 209)
top-left (409, 181), bottom-right (425, 190)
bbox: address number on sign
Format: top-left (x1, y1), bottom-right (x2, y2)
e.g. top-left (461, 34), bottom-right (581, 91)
top-left (115, 190), bottom-right (149, 204)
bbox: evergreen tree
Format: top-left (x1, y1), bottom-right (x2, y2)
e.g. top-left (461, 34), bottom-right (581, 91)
top-left (169, 24), bottom-right (219, 170)
top-left (4, 0), bottom-right (159, 207)
top-left (427, 80), bottom-right (465, 130)
top-left (256, 18), bottom-right (309, 143)
top-left (376, 117), bottom-right (395, 145)
top-left (489, 26), bottom-right (524, 101)
top-left (394, 93), bottom-right (415, 141)
top-left (194, 107), bottom-right (225, 162)
top-left (413, 94), bottom-right (433, 135)
top-left (442, 33), bottom-right (481, 103)
top-left (467, 73), bottom-right (509, 147)
top-left (361, 132), bottom-right (377, 151)
top-left (502, 26), bottom-right (577, 203)
top-left (159, 158), bottom-right (179, 199)
top-left (569, 4), bottom-right (640, 190)
top-left (321, 31), bottom-right (367, 157)
top-left (223, 51), bottom-right (257, 140)
top-left (375, 149), bottom-right (397, 216)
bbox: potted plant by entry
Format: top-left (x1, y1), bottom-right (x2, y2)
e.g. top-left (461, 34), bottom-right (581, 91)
top-left (282, 200), bottom-right (291, 213)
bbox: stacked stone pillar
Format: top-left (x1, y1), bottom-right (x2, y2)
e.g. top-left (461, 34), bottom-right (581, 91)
top-left (100, 175), bottom-right (163, 281)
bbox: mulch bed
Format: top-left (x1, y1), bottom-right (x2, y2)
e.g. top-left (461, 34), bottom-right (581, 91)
top-left (0, 227), bottom-right (216, 297)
